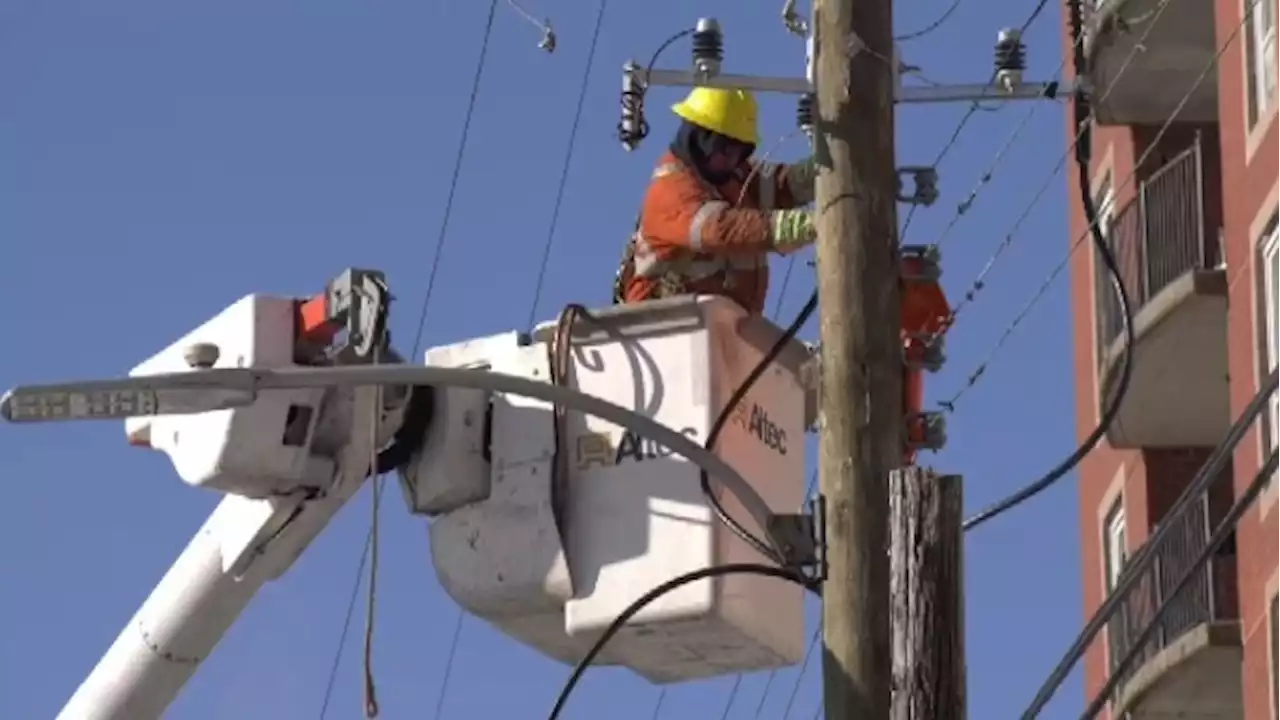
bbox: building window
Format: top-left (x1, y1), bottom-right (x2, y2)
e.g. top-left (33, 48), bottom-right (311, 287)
top-left (1246, 0), bottom-right (1277, 128)
top-left (1093, 175), bottom-right (1118, 368)
top-left (1103, 499), bottom-right (1128, 593)
top-left (1260, 214), bottom-right (1279, 489)
top-left (1096, 177), bottom-right (1117, 242)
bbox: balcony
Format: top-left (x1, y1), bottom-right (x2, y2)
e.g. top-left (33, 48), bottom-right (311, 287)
top-left (1094, 140), bottom-right (1229, 449)
top-left (1105, 498), bottom-right (1243, 718)
top-left (1082, 0), bottom-right (1219, 125)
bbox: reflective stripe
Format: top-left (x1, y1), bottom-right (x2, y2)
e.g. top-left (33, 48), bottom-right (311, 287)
top-left (688, 200), bottom-right (728, 252)
top-left (652, 162), bottom-right (682, 179)
top-left (632, 233), bottom-right (731, 280)
top-left (757, 163), bottom-right (777, 210)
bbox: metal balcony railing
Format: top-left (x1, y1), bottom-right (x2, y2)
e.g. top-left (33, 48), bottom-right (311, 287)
top-left (1105, 495), bottom-right (1223, 697)
top-left (1094, 138), bottom-right (1218, 366)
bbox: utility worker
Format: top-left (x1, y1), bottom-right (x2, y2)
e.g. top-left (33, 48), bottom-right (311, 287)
top-left (612, 87), bottom-right (819, 314)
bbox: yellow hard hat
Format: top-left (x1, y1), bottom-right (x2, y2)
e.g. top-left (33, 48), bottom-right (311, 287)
top-left (671, 87), bottom-right (759, 145)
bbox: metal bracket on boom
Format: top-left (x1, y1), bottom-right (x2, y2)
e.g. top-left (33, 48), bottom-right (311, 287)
top-left (295, 268), bottom-right (391, 365)
top-left (897, 167), bottom-right (939, 207)
top-left (766, 493), bottom-right (826, 576)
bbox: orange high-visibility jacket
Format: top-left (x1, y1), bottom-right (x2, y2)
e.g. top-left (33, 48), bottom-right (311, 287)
top-left (616, 151), bottom-right (813, 314)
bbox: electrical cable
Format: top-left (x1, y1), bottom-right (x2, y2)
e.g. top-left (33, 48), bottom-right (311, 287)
top-left (898, 0), bottom-right (1071, 242)
top-left (894, 0), bottom-right (963, 42)
top-left (1021, 367), bottom-right (1277, 717)
top-left (407, 0), bottom-right (500, 356)
top-left (924, 99), bottom-right (1050, 255)
top-left (317, 2), bottom-right (500, 715)
top-left (940, 0), bottom-right (1209, 530)
top-left (434, 5), bottom-right (610, 713)
top-left (584, 201), bottom-right (820, 711)
top-left (525, 0), bottom-right (609, 328)
top-left (924, 0), bottom-right (1182, 362)
top-left (429, 613), bottom-right (466, 720)
top-left (699, 291), bottom-right (818, 565)
top-left (715, 474), bottom-right (819, 719)
top-left (407, 3), bottom-right (502, 714)
top-left (777, 625), bottom-right (821, 719)
top-left (546, 564), bottom-right (819, 720)
top-left (717, 675), bottom-right (745, 720)
top-left (688, 129), bottom-right (826, 567)
top-left (1075, 449), bottom-right (1279, 720)
top-left (957, 0), bottom-right (1135, 534)
top-left (617, 28), bottom-right (695, 148)
top-left (751, 670), bottom-right (780, 718)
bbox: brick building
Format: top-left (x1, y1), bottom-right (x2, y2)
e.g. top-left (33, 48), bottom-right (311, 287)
top-left (1064, 0), bottom-right (1277, 716)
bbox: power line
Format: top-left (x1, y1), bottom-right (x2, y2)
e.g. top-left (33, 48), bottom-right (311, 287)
top-left (1014, 3), bottom-right (1274, 702)
top-left (778, 626), bottom-right (821, 719)
top-left (430, 613), bottom-right (467, 720)
top-left (525, 0), bottom-right (609, 328)
top-left (936, 0), bottom-right (1217, 415)
top-left (316, 2), bottom-right (501, 716)
top-left (924, 99), bottom-right (1052, 255)
top-left (707, 467), bottom-right (820, 718)
top-left (408, 0), bottom-right (501, 355)
top-left (894, 0), bottom-right (963, 42)
top-left (1077, 450), bottom-right (1278, 719)
top-left (898, 0), bottom-right (1072, 242)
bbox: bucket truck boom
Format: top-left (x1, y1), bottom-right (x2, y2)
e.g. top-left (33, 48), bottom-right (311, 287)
top-left (2, 271), bottom-right (823, 719)
top-left (30, 269), bottom-right (424, 720)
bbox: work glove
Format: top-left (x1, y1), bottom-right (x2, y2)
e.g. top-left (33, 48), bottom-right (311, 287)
top-left (771, 209), bottom-right (816, 254)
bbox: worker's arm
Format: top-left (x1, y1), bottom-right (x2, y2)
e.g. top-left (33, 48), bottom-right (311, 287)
top-left (741, 157), bottom-right (816, 210)
top-left (641, 166), bottom-right (776, 256)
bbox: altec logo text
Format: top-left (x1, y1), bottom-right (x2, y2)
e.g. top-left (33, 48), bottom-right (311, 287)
top-left (731, 401), bottom-right (787, 456)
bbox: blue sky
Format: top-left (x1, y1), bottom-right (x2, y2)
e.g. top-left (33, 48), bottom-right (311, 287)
top-left (0, 0), bottom-right (1089, 717)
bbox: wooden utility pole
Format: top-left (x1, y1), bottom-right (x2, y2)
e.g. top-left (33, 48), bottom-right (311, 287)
top-left (811, 0), bottom-right (902, 715)
top-left (889, 469), bottom-right (966, 719)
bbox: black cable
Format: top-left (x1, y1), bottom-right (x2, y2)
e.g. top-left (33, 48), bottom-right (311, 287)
top-left (317, 2), bottom-right (500, 714)
top-left (894, 0), bottom-right (962, 41)
top-left (1017, 3), bottom-right (1270, 707)
top-left (525, 0), bottom-right (609, 328)
top-left (899, 0), bottom-right (1062, 241)
top-left (407, 3), bottom-right (502, 713)
top-left (407, 0), bottom-right (500, 355)
top-left (960, 0), bottom-right (1135, 533)
top-left (1020, 368), bottom-right (1277, 717)
top-left (617, 28), bottom-right (694, 148)
top-left (429, 613), bottom-right (466, 720)
top-left (1076, 449), bottom-right (1278, 720)
top-left (701, 291), bottom-right (819, 565)
top-left (545, 564), bottom-right (818, 720)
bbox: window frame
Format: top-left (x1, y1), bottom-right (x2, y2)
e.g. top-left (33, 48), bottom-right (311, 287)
top-left (1103, 498), bottom-right (1128, 593)
top-left (1246, 0), bottom-right (1278, 129)
top-left (1093, 175), bottom-right (1118, 378)
top-left (1259, 215), bottom-right (1279, 495)
top-left (1096, 177), bottom-right (1117, 243)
